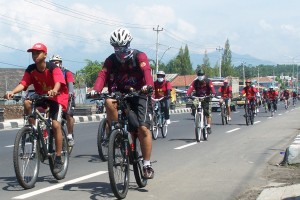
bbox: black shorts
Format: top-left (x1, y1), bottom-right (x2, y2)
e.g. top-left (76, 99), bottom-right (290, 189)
top-left (36, 100), bottom-right (63, 123)
top-left (127, 94), bottom-right (152, 130)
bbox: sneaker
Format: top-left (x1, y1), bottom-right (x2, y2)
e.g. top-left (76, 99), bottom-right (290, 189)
top-left (53, 158), bottom-right (63, 174)
top-left (166, 119), bottom-right (170, 125)
top-left (67, 134), bottom-right (75, 146)
top-left (143, 165), bottom-right (154, 179)
top-left (207, 127), bottom-right (212, 134)
top-left (228, 116), bottom-right (231, 121)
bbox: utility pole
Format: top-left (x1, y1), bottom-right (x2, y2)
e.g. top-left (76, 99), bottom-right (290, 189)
top-left (216, 46), bottom-right (223, 78)
top-left (153, 25), bottom-right (163, 73)
top-left (242, 61), bottom-right (246, 86)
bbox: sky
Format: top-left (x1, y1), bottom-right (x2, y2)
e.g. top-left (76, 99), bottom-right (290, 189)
top-left (0, 0), bottom-right (300, 73)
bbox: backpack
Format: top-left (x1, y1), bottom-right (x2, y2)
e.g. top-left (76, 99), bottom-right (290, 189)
top-left (193, 78), bottom-right (211, 93)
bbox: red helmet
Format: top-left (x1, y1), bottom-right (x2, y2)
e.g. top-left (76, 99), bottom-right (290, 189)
top-left (245, 79), bottom-right (251, 83)
top-left (223, 79), bottom-right (228, 83)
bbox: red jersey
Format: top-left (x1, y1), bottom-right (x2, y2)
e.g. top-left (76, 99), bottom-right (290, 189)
top-left (63, 69), bottom-right (75, 83)
top-left (218, 86), bottom-right (232, 98)
top-left (187, 79), bottom-right (216, 97)
top-left (267, 90), bottom-right (278, 100)
top-left (93, 51), bottom-right (154, 93)
top-left (241, 86), bottom-right (257, 100)
top-left (283, 90), bottom-right (290, 97)
top-left (20, 62), bottom-right (69, 110)
top-left (154, 80), bottom-right (172, 98)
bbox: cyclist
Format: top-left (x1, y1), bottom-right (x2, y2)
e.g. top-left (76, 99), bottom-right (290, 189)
top-left (218, 79), bottom-right (232, 121)
top-left (4, 43), bottom-right (68, 174)
top-left (92, 28), bottom-right (155, 179)
top-left (266, 87), bottom-right (278, 112)
top-left (241, 79), bottom-right (258, 116)
top-left (282, 89), bottom-right (290, 108)
top-left (261, 88), bottom-right (269, 112)
top-left (292, 89), bottom-right (297, 106)
top-left (153, 70), bottom-right (172, 125)
top-left (49, 54), bottom-right (75, 146)
top-left (186, 69), bottom-right (216, 134)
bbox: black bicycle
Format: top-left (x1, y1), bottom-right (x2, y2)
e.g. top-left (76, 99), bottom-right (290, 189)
top-left (13, 94), bottom-right (69, 189)
top-left (220, 98), bottom-right (229, 125)
top-left (244, 97), bottom-right (255, 126)
top-left (151, 97), bottom-right (168, 140)
top-left (107, 90), bottom-right (151, 199)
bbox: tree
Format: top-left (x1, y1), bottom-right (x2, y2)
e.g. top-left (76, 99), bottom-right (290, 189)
top-left (221, 39), bottom-right (233, 77)
top-left (77, 60), bottom-right (102, 87)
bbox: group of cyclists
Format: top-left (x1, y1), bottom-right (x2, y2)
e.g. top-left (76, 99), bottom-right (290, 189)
top-left (3, 26), bottom-right (299, 191)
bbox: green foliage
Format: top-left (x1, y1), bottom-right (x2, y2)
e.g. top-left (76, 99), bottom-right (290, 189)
top-left (221, 39), bottom-right (234, 77)
top-left (76, 59), bottom-right (102, 87)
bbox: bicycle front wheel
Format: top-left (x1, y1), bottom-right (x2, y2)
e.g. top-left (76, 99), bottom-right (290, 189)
top-left (249, 110), bottom-right (254, 125)
top-left (195, 113), bottom-right (201, 142)
top-left (97, 118), bottom-right (110, 161)
top-left (161, 117), bottom-right (168, 138)
top-left (151, 114), bottom-right (159, 140)
top-left (13, 127), bottom-right (40, 189)
top-left (221, 106), bottom-right (225, 125)
top-left (108, 130), bottom-right (130, 199)
top-left (50, 127), bottom-right (69, 180)
top-left (133, 136), bottom-right (147, 188)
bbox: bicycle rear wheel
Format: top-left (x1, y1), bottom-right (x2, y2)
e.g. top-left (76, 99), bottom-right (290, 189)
top-left (221, 106), bottom-right (225, 125)
top-left (97, 118), bottom-right (110, 161)
top-left (133, 135), bottom-right (147, 188)
top-left (13, 127), bottom-right (40, 189)
top-left (249, 109), bottom-right (254, 125)
top-left (50, 127), bottom-right (69, 180)
top-left (195, 113), bottom-right (201, 142)
top-left (151, 114), bottom-right (159, 140)
top-left (108, 130), bottom-right (129, 199)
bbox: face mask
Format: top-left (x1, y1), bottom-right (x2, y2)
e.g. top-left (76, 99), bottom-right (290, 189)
top-left (114, 45), bottom-right (133, 63)
top-left (157, 78), bottom-right (164, 82)
top-left (197, 76), bottom-right (204, 81)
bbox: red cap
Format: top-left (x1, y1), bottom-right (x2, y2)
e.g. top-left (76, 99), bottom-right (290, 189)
top-left (224, 79), bottom-right (228, 83)
top-left (27, 43), bottom-right (47, 53)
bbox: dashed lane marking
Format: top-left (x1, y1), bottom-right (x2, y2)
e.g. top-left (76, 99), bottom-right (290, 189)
top-left (174, 142), bottom-right (198, 149)
top-left (226, 128), bottom-right (240, 133)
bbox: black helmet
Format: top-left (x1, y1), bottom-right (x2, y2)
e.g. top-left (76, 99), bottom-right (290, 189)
top-left (197, 69), bottom-right (205, 76)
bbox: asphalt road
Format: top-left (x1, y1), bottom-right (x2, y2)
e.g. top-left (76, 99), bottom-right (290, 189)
top-left (1, 102), bottom-right (300, 200)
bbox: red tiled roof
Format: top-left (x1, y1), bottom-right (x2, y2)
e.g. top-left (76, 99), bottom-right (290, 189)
top-left (171, 75), bottom-right (197, 87)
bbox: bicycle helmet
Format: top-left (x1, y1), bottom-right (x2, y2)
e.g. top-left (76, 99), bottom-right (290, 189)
top-left (156, 71), bottom-right (165, 82)
top-left (110, 28), bottom-right (133, 47)
top-left (245, 79), bottom-right (251, 83)
top-left (49, 54), bottom-right (62, 62)
top-left (197, 69), bottom-right (205, 76)
top-left (156, 71), bottom-right (165, 76)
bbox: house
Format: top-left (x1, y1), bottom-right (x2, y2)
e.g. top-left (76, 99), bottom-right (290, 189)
top-left (170, 75), bottom-right (197, 91)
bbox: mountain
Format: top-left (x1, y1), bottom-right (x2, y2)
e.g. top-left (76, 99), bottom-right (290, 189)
top-left (189, 51), bottom-right (276, 69)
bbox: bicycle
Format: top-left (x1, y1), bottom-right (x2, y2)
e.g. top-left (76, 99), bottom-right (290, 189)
top-left (13, 94), bottom-right (69, 189)
top-left (284, 97), bottom-right (290, 109)
top-left (107, 90), bottom-right (152, 199)
top-left (262, 98), bottom-right (269, 113)
top-left (244, 97), bottom-right (255, 126)
top-left (220, 98), bottom-right (229, 125)
top-left (191, 96), bottom-right (210, 142)
top-left (151, 97), bottom-right (168, 140)
top-left (292, 97), bottom-right (297, 107)
top-left (268, 99), bottom-right (276, 117)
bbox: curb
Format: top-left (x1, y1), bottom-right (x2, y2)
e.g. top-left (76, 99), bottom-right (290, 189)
top-left (0, 108), bottom-right (191, 130)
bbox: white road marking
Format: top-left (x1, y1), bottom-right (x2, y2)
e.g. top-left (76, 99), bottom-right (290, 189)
top-left (254, 121), bottom-right (261, 124)
top-left (174, 142), bottom-right (198, 149)
top-left (5, 145), bottom-right (14, 147)
top-left (12, 171), bottom-right (108, 199)
top-left (278, 114), bottom-right (282, 116)
top-left (226, 128), bottom-right (240, 133)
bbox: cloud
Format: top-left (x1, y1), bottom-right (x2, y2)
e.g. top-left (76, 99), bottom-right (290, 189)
top-left (259, 20), bottom-right (272, 31)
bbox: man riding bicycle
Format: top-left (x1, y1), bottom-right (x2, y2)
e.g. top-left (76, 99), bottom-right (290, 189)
top-left (282, 89), bottom-right (290, 108)
top-left (186, 69), bottom-right (216, 134)
top-left (153, 70), bottom-right (172, 125)
top-left (241, 79), bottom-right (258, 116)
top-left (218, 79), bottom-right (232, 121)
top-left (49, 54), bottom-right (76, 147)
top-left (266, 87), bottom-right (278, 112)
top-left (4, 43), bottom-right (68, 174)
top-left (92, 27), bottom-right (155, 179)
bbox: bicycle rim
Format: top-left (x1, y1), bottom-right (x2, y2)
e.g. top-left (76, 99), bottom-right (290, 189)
top-left (13, 127), bottom-right (40, 189)
top-left (195, 114), bottom-right (201, 142)
top-left (97, 118), bottom-right (109, 161)
top-left (50, 127), bottom-right (69, 180)
top-left (133, 136), bottom-right (147, 188)
top-left (108, 130), bottom-right (129, 199)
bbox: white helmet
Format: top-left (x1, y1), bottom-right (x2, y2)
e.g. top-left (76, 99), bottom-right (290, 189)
top-left (49, 54), bottom-right (62, 62)
top-left (156, 71), bottom-right (165, 76)
top-left (110, 28), bottom-right (133, 47)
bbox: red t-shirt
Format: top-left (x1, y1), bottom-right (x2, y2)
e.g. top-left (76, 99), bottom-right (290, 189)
top-left (154, 80), bottom-right (172, 98)
top-left (20, 62), bottom-right (69, 110)
top-left (64, 70), bottom-right (75, 83)
top-left (242, 86), bottom-right (257, 100)
top-left (267, 90), bottom-right (278, 100)
top-left (187, 79), bottom-right (216, 97)
top-left (218, 86), bottom-right (232, 98)
top-left (93, 51), bottom-right (154, 93)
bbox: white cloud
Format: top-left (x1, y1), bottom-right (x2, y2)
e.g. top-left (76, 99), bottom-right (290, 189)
top-left (259, 20), bottom-right (272, 31)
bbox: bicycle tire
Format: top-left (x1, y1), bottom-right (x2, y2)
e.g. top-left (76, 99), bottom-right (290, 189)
top-left (132, 135), bottom-right (147, 188)
top-left (245, 107), bottom-right (249, 126)
top-left (224, 107), bottom-right (228, 124)
top-left (13, 127), bottom-right (40, 189)
top-left (151, 113), bottom-right (159, 140)
top-left (108, 130), bottom-right (129, 199)
top-left (97, 118), bottom-right (109, 161)
top-left (202, 116), bottom-right (208, 141)
top-left (195, 113), bottom-right (201, 142)
top-left (50, 127), bottom-right (69, 180)
top-left (221, 106), bottom-right (225, 125)
top-left (249, 109), bottom-right (254, 125)
top-left (161, 116), bottom-right (168, 138)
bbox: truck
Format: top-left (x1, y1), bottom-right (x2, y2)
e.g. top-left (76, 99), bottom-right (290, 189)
top-left (210, 77), bottom-right (239, 112)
